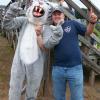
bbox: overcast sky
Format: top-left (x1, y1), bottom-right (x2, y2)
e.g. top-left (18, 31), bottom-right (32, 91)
top-left (0, 0), bottom-right (100, 10)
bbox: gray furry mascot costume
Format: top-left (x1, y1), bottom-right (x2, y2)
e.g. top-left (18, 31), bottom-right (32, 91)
top-left (3, 0), bottom-right (66, 100)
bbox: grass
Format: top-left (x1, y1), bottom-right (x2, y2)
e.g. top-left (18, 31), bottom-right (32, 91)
top-left (94, 28), bottom-right (100, 39)
top-left (93, 27), bottom-right (100, 48)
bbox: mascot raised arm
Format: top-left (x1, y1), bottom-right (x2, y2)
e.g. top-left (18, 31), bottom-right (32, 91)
top-left (3, 0), bottom-right (68, 100)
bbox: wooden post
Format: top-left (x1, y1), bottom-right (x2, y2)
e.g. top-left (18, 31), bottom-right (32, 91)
top-left (89, 70), bottom-right (95, 87)
top-left (89, 56), bottom-right (97, 87)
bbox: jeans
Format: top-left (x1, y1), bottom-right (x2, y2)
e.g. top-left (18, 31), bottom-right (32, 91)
top-left (52, 64), bottom-right (83, 100)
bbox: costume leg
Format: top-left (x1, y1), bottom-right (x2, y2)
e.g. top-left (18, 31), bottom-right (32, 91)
top-left (25, 57), bottom-right (44, 100)
top-left (9, 61), bottom-right (25, 100)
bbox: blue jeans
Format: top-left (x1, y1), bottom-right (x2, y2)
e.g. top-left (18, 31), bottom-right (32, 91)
top-left (52, 64), bottom-right (83, 100)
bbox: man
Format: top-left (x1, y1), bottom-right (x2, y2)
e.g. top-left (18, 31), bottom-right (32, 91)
top-left (44, 6), bottom-right (97, 100)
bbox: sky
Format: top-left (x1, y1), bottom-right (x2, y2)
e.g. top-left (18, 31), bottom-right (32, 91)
top-left (0, 0), bottom-right (100, 10)
top-left (73, 0), bottom-right (100, 10)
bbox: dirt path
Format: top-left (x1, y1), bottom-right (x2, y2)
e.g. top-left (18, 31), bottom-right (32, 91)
top-left (0, 36), bottom-right (14, 100)
top-left (0, 36), bottom-right (100, 100)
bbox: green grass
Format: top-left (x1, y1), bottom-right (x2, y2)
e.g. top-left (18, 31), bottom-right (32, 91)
top-left (94, 28), bottom-right (100, 48)
top-left (94, 28), bottom-right (100, 38)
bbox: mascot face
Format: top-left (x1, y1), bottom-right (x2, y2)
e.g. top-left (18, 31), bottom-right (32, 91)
top-left (33, 5), bottom-right (45, 17)
top-left (26, 0), bottom-right (52, 24)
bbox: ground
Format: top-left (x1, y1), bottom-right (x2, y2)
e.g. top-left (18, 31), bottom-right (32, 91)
top-left (0, 36), bottom-right (100, 100)
top-left (0, 36), bottom-right (14, 100)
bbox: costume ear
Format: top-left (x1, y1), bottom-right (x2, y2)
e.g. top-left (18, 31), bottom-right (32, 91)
top-left (26, 8), bottom-right (30, 16)
top-left (26, 5), bottom-right (33, 17)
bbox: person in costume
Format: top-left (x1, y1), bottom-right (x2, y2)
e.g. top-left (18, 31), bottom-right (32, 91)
top-left (3, 0), bottom-right (64, 99)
